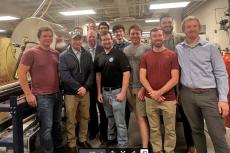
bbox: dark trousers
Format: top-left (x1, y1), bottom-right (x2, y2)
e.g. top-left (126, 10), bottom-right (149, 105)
top-left (89, 83), bottom-right (108, 141)
top-left (177, 104), bottom-right (194, 147)
top-left (181, 87), bottom-right (230, 153)
top-left (89, 88), bottom-right (99, 137)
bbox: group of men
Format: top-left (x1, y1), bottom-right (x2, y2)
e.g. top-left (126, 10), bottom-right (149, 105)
top-left (17, 14), bottom-right (230, 153)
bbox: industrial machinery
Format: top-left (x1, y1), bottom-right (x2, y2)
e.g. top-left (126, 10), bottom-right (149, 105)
top-left (0, 16), bottom-right (67, 153)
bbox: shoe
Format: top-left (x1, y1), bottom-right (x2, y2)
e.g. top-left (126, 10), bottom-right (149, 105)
top-left (99, 139), bottom-right (107, 147)
top-left (187, 147), bottom-right (197, 153)
top-left (89, 134), bottom-right (97, 140)
top-left (68, 147), bottom-right (77, 153)
top-left (78, 141), bottom-right (92, 148)
top-left (106, 139), bottom-right (117, 146)
top-left (54, 145), bottom-right (68, 153)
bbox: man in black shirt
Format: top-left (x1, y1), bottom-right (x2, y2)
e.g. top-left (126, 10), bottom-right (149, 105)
top-left (95, 32), bottom-right (130, 148)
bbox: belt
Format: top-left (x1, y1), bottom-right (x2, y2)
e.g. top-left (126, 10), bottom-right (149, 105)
top-left (103, 87), bottom-right (120, 91)
top-left (182, 85), bottom-right (210, 94)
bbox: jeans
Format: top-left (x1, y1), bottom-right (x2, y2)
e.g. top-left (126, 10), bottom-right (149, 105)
top-left (102, 88), bottom-right (128, 148)
top-left (36, 92), bottom-right (63, 153)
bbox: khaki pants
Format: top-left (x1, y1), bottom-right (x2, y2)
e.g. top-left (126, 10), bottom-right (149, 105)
top-left (145, 97), bottom-right (176, 153)
top-left (64, 93), bottom-right (90, 147)
top-left (127, 88), bottom-right (146, 116)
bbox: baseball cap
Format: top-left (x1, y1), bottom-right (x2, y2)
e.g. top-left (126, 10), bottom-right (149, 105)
top-left (69, 26), bottom-right (83, 38)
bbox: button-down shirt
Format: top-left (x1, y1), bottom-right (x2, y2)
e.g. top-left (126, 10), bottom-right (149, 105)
top-left (176, 38), bottom-right (229, 101)
top-left (72, 47), bottom-right (81, 63)
top-left (89, 46), bottom-right (96, 61)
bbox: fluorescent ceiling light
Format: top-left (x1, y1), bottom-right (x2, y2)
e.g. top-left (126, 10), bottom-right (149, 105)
top-left (145, 19), bottom-right (160, 23)
top-left (60, 10), bottom-right (96, 16)
top-left (143, 32), bottom-right (150, 34)
top-left (149, 1), bottom-right (190, 10)
top-left (0, 29), bottom-right (6, 32)
top-left (0, 16), bottom-right (19, 21)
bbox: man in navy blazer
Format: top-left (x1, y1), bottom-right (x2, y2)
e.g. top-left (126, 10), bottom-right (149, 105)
top-left (87, 30), bottom-right (108, 145)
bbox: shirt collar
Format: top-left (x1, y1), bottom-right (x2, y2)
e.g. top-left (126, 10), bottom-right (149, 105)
top-left (181, 37), bottom-right (207, 47)
top-left (89, 44), bottom-right (97, 50)
top-left (71, 46), bottom-right (81, 53)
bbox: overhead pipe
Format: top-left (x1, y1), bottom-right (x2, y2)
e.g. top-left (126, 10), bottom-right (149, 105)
top-left (31, 0), bottom-right (49, 17)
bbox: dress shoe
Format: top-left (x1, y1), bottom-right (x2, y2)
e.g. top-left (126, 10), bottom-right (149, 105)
top-left (187, 146), bottom-right (197, 153)
top-left (78, 141), bottom-right (92, 148)
top-left (54, 145), bottom-right (68, 153)
top-left (106, 139), bottom-right (117, 146)
top-left (89, 134), bottom-right (97, 140)
top-left (99, 139), bottom-right (107, 147)
top-left (68, 147), bottom-right (77, 153)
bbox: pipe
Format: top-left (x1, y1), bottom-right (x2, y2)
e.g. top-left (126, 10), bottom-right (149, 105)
top-left (40, 0), bottom-right (53, 18)
top-left (32, 0), bottom-right (49, 17)
top-left (0, 81), bottom-right (20, 92)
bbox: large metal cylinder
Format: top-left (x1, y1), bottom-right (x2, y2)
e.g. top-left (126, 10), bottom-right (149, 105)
top-left (0, 17), bottom-right (67, 88)
top-left (11, 17), bottom-right (68, 49)
top-left (0, 37), bottom-right (17, 86)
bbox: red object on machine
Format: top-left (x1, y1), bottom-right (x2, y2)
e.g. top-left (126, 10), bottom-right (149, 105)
top-left (223, 53), bottom-right (230, 128)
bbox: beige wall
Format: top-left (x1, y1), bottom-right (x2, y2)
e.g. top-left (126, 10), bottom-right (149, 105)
top-left (189, 0), bottom-right (229, 49)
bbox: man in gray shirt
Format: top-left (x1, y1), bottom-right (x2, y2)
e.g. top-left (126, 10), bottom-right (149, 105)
top-left (123, 24), bottom-right (151, 148)
top-left (176, 16), bottom-right (230, 153)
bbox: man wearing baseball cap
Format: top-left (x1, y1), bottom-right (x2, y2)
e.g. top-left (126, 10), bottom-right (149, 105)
top-left (59, 30), bottom-right (94, 153)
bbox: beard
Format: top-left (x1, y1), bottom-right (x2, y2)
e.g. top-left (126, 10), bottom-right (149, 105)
top-left (152, 41), bottom-right (163, 48)
top-left (163, 26), bottom-right (173, 34)
top-left (103, 44), bottom-right (112, 50)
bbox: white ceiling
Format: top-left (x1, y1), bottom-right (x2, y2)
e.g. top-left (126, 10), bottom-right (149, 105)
top-left (0, 0), bottom-right (207, 35)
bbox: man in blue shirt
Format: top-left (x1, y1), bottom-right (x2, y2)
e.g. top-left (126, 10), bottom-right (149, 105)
top-left (176, 16), bottom-right (230, 153)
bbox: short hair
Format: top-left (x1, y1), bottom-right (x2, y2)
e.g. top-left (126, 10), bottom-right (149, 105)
top-left (112, 24), bottom-right (125, 33)
top-left (37, 27), bottom-right (53, 38)
top-left (128, 24), bottom-right (142, 34)
top-left (160, 14), bottom-right (174, 23)
top-left (150, 27), bottom-right (163, 35)
top-left (99, 32), bottom-right (112, 40)
top-left (87, 30), bottom-right (97, 38)
top-left (88, 21), bottom-right (96, 26)
top-left (98, 22), bottom-right (109, 30)
top-left (87, 21), bottom-right (96, 30)
top-left (181, 16), bottom-right (201, 31)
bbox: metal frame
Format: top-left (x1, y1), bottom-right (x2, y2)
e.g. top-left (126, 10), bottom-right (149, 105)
top-left (0, 96), bottom-right (31, 153)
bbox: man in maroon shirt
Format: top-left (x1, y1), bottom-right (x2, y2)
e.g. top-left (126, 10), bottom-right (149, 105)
top-left (18, 27), bottom-right (63, 153)
top-left (140, 28), bottom-right (179, 153)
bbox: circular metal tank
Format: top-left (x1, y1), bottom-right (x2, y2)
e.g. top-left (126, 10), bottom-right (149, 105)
top-left (0, 37), bottom-right (17, 85)
top-left (0, 17), bottom-right (68, 89)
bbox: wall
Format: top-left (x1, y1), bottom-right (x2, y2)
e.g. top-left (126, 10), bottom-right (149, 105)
top-left (189, 0), bottom-right (229, 49)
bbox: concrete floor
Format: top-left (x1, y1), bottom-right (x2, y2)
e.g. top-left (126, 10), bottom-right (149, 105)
top-left (25, 113), bottom-right (230, 153)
